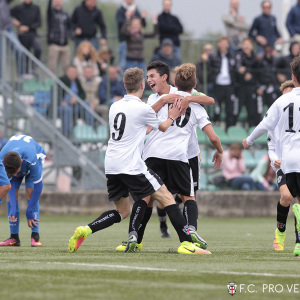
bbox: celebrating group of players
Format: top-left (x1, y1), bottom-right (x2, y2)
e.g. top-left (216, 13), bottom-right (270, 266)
top-left (1, 58), bottom-right (300, 256)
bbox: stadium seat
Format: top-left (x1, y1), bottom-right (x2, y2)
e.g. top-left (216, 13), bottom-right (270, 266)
top-left (97, 125), bottom-right (109, 142)
top-left (73, 124), bottom-right (98, 142)
top-left (242, 150), bottom-right (256, 169)
top-left (197, 127), bottom-right (209, 144)
top-left (99, 149), bottom-right (106, 167)
top-left (226, 126), bottom-right (248, 144)
top-left (253, 149), bottom-right (268, 162)
top-left (212, 125), bottom-right (227, 144)
top-left (237, 106), bottom-right (247, 122)
top-left (200, 149), bottom-right (214, 168)
top-left (33, 91), bottom-right (51, 116)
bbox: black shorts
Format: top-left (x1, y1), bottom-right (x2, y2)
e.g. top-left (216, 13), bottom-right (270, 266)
top-left (285, 172), bottom-right (300, 198)
top-left (145, 157), bottom-right (194, 196)
top-left (188, 155), bottom-right (201, 191)
top-left (106, 168), bottom-right (163, 202)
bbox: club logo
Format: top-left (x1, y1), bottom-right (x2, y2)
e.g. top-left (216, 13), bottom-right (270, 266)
top-left (227, 282), bottom-right (237, 296)
top-left (278, 176), bottom-right (282, 184)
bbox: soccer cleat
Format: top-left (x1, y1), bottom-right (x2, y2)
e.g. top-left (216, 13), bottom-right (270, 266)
top-left (116, 241), bottom-right (143, 252)
top-left (0, 238), bottom-right (20, 246)
top-left (31, 238), bottom-right (42, 247)
top-left (292, 203), bottom-right (300, 232)
top-left (273, 228), bottom-right (286, 251)
top-left (293, 243), bottom-right (300, 256)
top-left (160, 227), bottom-right (171, 238)
top-left (124, 235), bottom-right (138, 253)
top-left (189, 228), bottom-right (208, 249)
top-left (68, 226), bottom-right (92, 253)
top-left (177, 241), bottom-right (211, 255)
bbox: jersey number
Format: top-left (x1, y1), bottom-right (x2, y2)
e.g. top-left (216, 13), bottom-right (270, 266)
top-left (168, 104), bottom-right (191, 128)
top-left (283, 103), bottom-right (297, 133)
top-left (112, 113), bottom-right (126, 141)
top-left (10, 135), bottom-right (33, 143)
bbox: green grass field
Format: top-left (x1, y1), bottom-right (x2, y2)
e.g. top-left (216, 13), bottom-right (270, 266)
top-left (0, 215), bottom-right (299, 300)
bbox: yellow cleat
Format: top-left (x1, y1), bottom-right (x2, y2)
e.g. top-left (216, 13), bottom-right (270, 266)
top-left (273, 228), bottom-right (286, 251)
top-left (177, 241), bottom-right (211, 255)
top-left (116, 241), bottom-right (143, 252)
top-left (68, 226), bottom-right (92, 253)
top-left (292, 203), bottom-right (300, 232)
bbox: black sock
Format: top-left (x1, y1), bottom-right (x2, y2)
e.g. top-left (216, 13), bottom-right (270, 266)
top-left (183, 200), bottom-right (198, 230)
top-left (157, 206), bottom-right (167, 228)
top-left (175, 194), bottom-right (183, 204)
top-left (295, 216), bottom-right (300, 243)
top-left (165, 204), bottom-right (192, 243)
top-left (277, 202), bottom-right (290, 232)
top-left (88, 209), bottom-right (121, 233)
top-left (128, 200), bottom-right (147, 238)
top-left (137, 207), bottom-right (153, 244)
top-left (31, 232), bottom-right (39, 242)
top-left (11, 233), bottom-right (20, 241)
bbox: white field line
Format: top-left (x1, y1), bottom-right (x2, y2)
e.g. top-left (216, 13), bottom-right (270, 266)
top-left (29, 261), bottom-right (177, 272)
top-left (199, 270), bottom-right (300, 278)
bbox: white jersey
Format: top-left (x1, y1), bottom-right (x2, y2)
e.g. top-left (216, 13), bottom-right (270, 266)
top-left (143, 91), bottom-right (211, 162)
top-left (247, 87), bottom-right (300, 174)
top-left (267, 125), bottom-right (281, 171)
top-left (105, 95), bottom-right (161, 175)
top-left (148, 85), bottom-right (203, 159)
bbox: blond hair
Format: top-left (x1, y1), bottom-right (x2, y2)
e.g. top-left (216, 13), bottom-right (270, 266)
top-left (279, 80), bottom-right (294, 93)
top-left (174, 63), bottom-right (196, 92)
top-left (123, 67), bottom-right (144, 93)
top-left (76, 41), bottom-right (97, 62)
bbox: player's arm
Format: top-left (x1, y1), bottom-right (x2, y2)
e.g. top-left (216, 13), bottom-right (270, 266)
top-left (7, 178), bottom-right (17, 222)
top-left (202, 124), bottom-right (223, 169)
top-left (158, 100), bottom-right (181, 132)
top-left (179, 92), bottom-right (214, 115)
top-left (151, 94), bottom-right (183, 113)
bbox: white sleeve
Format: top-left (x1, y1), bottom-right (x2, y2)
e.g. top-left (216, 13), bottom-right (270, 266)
top-left (145, 106), bottom-right (161, 130)
top-left (195, 106), bottom-right (211, 130)
top-left (147, 94), bottom-right (158, 106)
top-left (246, 103), bottom-right (279, 145)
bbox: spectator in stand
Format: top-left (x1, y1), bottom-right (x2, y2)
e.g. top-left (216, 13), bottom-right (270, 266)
top-left (59, 65), bottom-right (86, 138)
top-left (47, 0), bottom-right (72, 76)
top-left (208, 36), bottom-right (238, 129)
top-left (235, 38), bottom-right (261, 127)
top-left (248, 0), bottom-right (282, 57)
top-left (195, 43), bottom-right (215, 95)
top-left (97, 45), bottom-right (115, 77)
top-left (250, 154), bottom-right (278, 191)
top-left (11, 0), bottom-right (42, 74)
top-left (256, 44), bottom-right (280, 109)
top-left (116, 0), bottom-right (147, 71)
top-left (72, 0), bottom-right (107, 50)
top-left (150, 38), bottom-right (181, 69)
top-left (222, 142), bottom-right (255, 191)
top-left (276, 41), bottom-right (300, 85)
top-left (158, 0), bottom-right (183, 60)
top-left (222, 0), bottom-right (249, 54)
top-left (286, 0), bottom-right (300, 43)
top-left (98, 65), bottom-right (126, 106)
top-left (79, 65), bottom-right (102, 114)
top-left (73, 40), bottom-right (99, 82)
top-left (121, 14), bottom-right (158, 73)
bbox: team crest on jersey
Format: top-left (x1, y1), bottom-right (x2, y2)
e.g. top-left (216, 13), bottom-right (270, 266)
top-left (267, 137), bottom-right (271, 142)
top-left (227, 282), bottom-right (237, 296)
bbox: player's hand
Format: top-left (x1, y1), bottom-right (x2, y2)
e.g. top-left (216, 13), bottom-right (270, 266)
top-left (274, 160), bottom-right (281, 169)
top-left (27, 218), bottom-right (39, 229)
top-left (179, 97), bottom-right (190, 115)
top-left (212, 151), bottom-right (223, 169)
top-left (146, 125), bottom-right (153, 135)
top-left (168, 99), bottom-right (181, 120)
top-left (75, 27), bottom-right (82, 35)
top-left (9, 215), bottom-right (18, 223)
top-left (242, 139), bottom-right (251, 149)
top-left (256, 35), bottom-right (267, 46)
top-left (100, 38), bottom-right (106, 45)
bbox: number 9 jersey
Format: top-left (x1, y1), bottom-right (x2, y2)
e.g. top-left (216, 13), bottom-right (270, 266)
top-left (105, 95), bottom-right (161, 175)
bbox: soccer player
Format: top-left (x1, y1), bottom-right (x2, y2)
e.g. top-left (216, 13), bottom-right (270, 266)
top-left (0, 162), bottom-right (11, 204)
top-left (0, 135), bottom-right (46, 247)
top-left (242, 57), bottom-right (300, 256)
top-left (147, 61), bottom-right (215, 239)
top-left (117, 63), bottom-right (222, 252)
top-left (68, 67), bottom-right (211, 255)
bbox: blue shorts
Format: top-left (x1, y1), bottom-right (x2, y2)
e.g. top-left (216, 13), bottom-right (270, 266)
top-left (10, 174), bottom-right (34, 189)
top-left (0, 162), bottom-right (10, 186)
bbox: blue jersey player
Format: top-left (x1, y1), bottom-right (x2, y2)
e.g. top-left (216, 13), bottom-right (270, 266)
top-left (0, 160), bottom-right (11, 203)
top-left (0, 135), bottom-right (46, 247)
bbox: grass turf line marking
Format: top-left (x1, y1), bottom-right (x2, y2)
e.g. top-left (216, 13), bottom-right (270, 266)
top-left (200, 270), bottom-right (300, 278)
top-left (30, 261), bottom-right (177, 272)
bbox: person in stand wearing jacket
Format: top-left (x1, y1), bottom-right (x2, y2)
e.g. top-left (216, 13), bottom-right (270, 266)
top-left (47, 0), bottom-right (72, 75)
top-left (72, 0), bottom-right (107, 50)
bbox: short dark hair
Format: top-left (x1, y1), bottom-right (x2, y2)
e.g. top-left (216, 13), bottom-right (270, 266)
top-left (3, 151), bottom-right (22, 175)
top-left (147, 61), bottom-right (170, 81)
top-left (291, 57), bottom-right (300, 84)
